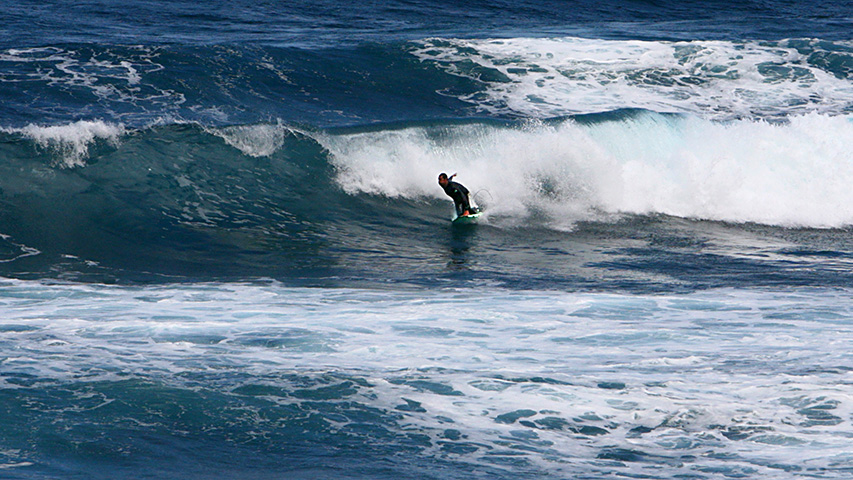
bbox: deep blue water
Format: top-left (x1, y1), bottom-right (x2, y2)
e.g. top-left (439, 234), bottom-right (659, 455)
top-left (2, 1), bottom-right (853, 479)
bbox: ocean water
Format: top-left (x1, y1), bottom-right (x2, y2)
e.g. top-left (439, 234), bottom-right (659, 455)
top-left (1, 1), bottom-right (853, 479)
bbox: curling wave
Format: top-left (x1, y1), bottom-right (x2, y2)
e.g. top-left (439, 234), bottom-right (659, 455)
top-left (322, 111), bottom-right (853, 229)
top-left (1, 111), bottom-right (852, 282)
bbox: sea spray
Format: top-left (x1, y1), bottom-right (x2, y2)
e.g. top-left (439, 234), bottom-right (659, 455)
top-left (321, 112), bottom-right (853, 228)
top-left (12, 120), bottom-right (126, 167)
top-left (209, 122), bottom-right (292, 158)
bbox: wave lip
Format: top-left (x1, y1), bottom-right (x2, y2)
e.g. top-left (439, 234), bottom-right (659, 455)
top-left (322, 111), bottom-right (853, 229)
top-left (7, 120), bottom-right (126, 167)
top-left (206, 122), bottom-right (303, 158)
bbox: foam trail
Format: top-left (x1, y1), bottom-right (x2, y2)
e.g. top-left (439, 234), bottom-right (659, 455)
top-left (321, 112), bottom-right (853, 228)
top-left (2, 279), bottom-right (852, 478)
top-left (0, 234), bottom-right (40, 263)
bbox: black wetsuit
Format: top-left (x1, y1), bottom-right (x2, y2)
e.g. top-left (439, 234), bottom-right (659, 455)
top-left (442, 180), bottom-right (476, 216)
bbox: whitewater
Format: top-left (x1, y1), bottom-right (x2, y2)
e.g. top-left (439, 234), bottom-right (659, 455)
top-left (2, 0), bottom-right (853, 479)
top-left (3, 280), bottom-right (853, 479)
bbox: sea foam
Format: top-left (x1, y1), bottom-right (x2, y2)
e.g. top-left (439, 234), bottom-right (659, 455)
top-left (2, 279), bottom-right (851, 478)
top-left (12, 120), bottom-right (126, 167)
top-left (322, 112), bottom-right (853, 228)
top-left (413, 37), bottom-right (853, 121)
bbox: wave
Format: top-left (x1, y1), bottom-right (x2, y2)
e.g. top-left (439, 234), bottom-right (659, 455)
top-left (6, 111), bottom-right (853, 225)
top-left (322, 111), bottom-right (853, 229)
top-left (2, 37), bottom-right (852, 130)
top-left (4, 120), bottom-right (126, 167)
top-left (0, 121), bottom-right (341, 281)
top-left (0, 42), bottom-right (476, 129)
top-left (2, 111), bottom-right (852, 281)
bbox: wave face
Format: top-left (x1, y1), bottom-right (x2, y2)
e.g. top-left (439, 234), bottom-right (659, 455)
top-left (0, 122), bottom-right (339, 281)
top-left (3, 113), bottom-right (853, 288)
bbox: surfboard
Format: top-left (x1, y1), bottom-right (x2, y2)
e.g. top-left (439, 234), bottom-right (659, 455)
top-left (452, 211), bottom-right (483, 224)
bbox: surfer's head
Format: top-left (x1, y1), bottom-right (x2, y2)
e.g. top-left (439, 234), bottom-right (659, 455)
top-left (438, 172), bottom-right (449, 187)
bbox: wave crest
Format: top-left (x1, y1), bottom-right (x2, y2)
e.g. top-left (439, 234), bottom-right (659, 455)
top-left (14, 120), bottom-right (126, 167)
top-left (322, 112), bottom-right (853, 228)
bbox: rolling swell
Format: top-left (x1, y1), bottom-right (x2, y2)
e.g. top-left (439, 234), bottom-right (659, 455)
top-left (0, 123), bottom-right (352, 281)
top-left (3, 112), bottom-right (853, 289)
top-left (0, 42), bottom-right (480, 128)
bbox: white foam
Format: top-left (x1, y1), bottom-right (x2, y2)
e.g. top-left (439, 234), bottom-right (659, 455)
top-left (0, 462), bottom-right (35, 470)
top-left (2, 120), bottom-right (127, 168)
top-left (0, 234), bottom-right (40, 263)
top-left (1, 279), bottom-right (852, 477)
top-left (0, 46), bottom-right (184, 124)
top-left (209, 122), bottom-right (291, 157)
top-left (412, 37), bottom-right (853, 120)
top-left (12, 120), bottom-right (126, 168)
top-left (320, 112), bottom-right (853, 228)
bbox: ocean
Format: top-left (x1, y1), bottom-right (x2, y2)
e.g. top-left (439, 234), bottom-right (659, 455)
top-left (1, 1), bottom-right (853, 478)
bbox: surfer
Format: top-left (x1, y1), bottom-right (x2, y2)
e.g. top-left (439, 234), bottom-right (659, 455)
top-left (438, 172), bottom-right (479, 217)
